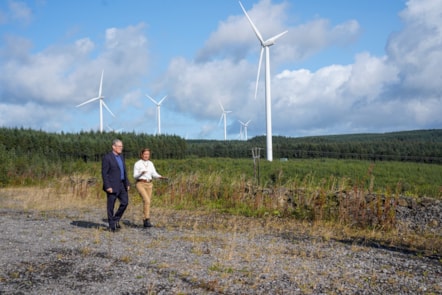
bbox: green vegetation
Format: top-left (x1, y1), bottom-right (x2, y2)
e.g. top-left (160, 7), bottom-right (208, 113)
top-left (1, 127), bottom-right (440, 256)
top-left (1, 127), bottom-right (441, 211)
top-left (187, 129), bottom-right (442, 162)
top-left (1, 127), bottom-right (440, 198)
top-left (1, 127), bottom-right (442, 164)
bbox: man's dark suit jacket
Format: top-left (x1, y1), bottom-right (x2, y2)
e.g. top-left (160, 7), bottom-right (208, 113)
top-left (102, 151), bottom-right (130, 194)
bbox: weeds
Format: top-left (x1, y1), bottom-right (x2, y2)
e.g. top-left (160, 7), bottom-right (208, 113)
top-left (0, 157), bottom-right (440, 257)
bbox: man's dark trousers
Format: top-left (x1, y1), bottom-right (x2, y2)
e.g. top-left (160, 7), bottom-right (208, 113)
top-left (107, 181), bottom-right (128, 229)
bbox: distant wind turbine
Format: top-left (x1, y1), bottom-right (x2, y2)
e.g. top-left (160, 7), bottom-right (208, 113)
top-left (239, 119), bottom-right (251, 140)
top-left (107, 125), bottom-right (123, 133)
top-left (219, 102), bottom-right (232, 141)
top-left (76, 70), bottom-right (115, 133)
top-left (146, 94), bottom-right (167, 135)
top-left (239, 1), bottom-right (288, 161)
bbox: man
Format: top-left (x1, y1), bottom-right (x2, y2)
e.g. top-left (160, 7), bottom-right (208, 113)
top-left (102, 139), bottom-right (130, 231)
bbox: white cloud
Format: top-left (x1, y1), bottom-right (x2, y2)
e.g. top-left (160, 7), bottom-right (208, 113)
top-left (198, 0), bottom-right (360, 65)
top-left (0, 101), bottom-right (70, 131)
top-left (283, 18), bottom-right (360, 62)
top-left (161, 57), bottom-right (255, 119)
top-left (9, 0), bottom-right (32, 24)
top-left (0, 23), bottom-right (149, 100)
top-left (74, 38), bottom-right (95, 55)
top-left (407, 97), bottom-right (442, 125)
top-left (386, 0), bottom-right (442, 92)
top-left (0, 23), bottom-right (150, 132)
top-left (344, 52), bottom-right (399, 102)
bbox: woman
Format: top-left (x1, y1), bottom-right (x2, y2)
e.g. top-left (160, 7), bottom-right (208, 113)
top-left (133, 148), bottom-right (166, 228)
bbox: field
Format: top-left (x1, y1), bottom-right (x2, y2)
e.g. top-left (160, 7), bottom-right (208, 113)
top-left (1, 157), bottom-right (441, 293)
top-left (2, 157), bottom-right (441, 256)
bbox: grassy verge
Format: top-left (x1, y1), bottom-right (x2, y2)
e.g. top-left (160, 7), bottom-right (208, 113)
top-left (1, 157), bottom-right (440, 259)
top-left (0, 169), bottom-right (442, 259)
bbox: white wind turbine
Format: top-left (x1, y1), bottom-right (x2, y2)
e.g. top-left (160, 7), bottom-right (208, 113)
top-left (107, 125), bottom-right (123, 133)
top-left (145, 94), bottom-right (167, 135)
top-left (76, 70), bottom-right (115, 133)
top-left (239, 1), bottom-right (288, 161)
top-left (239, 119), bottom-right (251, 140)
top-left (219, 102), bottom-right (232, 141)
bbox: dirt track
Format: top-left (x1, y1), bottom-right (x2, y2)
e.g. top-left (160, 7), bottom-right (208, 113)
top-left (1, 205), bottom-right (441, 294)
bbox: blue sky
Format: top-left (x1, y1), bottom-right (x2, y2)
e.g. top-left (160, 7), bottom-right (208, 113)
top-left (0, 0), bottom-right (441, 140)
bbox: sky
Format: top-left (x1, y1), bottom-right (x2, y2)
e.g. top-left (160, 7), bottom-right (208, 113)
top-left (0, 0), bottom-right (441, 140)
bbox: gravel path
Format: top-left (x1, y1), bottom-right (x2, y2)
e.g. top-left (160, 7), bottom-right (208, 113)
top-left (0, 206), bottom-right (441, 295)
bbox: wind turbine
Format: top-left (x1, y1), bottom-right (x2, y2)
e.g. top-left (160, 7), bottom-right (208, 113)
top-left (146, 94), bottom-right (167, 135)
top-left (107, 125), bottom-right (123, 133)
top-left (219, 102), bottom-right (232, 141)
top-left (239, 1), bottom-right (288, 161)
top-left (239, 119), bottom-right (251, 140)
top-left (76, 70), bottom-right (115, 133)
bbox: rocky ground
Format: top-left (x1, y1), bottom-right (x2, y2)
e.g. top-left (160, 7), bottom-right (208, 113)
top-left (0, 197), bottom-right (441, 295)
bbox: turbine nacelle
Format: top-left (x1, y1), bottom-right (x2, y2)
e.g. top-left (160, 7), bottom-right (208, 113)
top-left (146, 94), bottom-right (167, 107)
top-left (263, 31), bottom-right (288, 47)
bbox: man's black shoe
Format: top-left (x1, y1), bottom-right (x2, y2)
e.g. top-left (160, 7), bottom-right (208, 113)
top-left (143, 219), bottom-right (153, 228)
top-left (109, 225), bottom-right (117, 232)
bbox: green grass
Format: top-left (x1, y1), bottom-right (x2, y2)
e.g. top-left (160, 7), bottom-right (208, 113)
top-left (2, 157), bottom-right (440, 257)
top-left (150, 158), bottom-right (441, 199)
top-left (4, 157), bottom-right (442, 223)
top-left (5, 157), bottom-right (440, 199)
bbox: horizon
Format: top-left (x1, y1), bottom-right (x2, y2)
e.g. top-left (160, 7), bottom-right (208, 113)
top-left (2, 125), bottom-right (439, 141)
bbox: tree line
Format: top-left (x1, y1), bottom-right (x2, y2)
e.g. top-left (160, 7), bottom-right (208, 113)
top-left (186, 129), bottom-right (442, 163)
top-left (0, 127), bottom-right (441, 164)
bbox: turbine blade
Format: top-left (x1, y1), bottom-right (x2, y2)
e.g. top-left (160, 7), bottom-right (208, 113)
top-left (76, 96), bottom-right (100, 107)
top-left (219, 101), bottom-right (225, 112)
top-left (254, 47), bottom-right (264, 100)
top-left (265, 30), bottom-right (288, 46)
top-left (102, 100), bottom-right (116, 117)
top-left (145, 94), bottom-right (159, 105)
top-left (98, 70), bottom-right (104, 97)
top-left (158, 95), bottom-right (167, 105)
top-left (218, 114), bottom-right (224, 126)
top-left (239, 1), bottom-right (265, 44)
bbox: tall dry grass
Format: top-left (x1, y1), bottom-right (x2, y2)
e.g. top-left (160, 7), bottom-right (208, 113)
top-left (1, 159), bottom-right (440, 258)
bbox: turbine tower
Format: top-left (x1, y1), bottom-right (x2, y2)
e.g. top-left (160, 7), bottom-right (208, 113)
top-left (219, 102), bottom-right (232, 141)
top-left (239, 1), bottom-right (287, 161)
top-left (146, 94), bottom-right (167, 135)
top-left (239, 119), bottom-right (251, 140)
top-left (76, 70), bottom-right (115, 133)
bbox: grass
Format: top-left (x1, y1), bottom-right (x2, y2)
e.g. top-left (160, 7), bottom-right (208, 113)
top-left (1, 185), bottom-right (440, 259)
top-left (0, 157), bottom-right (441, 258)
top-left (1, 185), bottom-right (440, 294)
